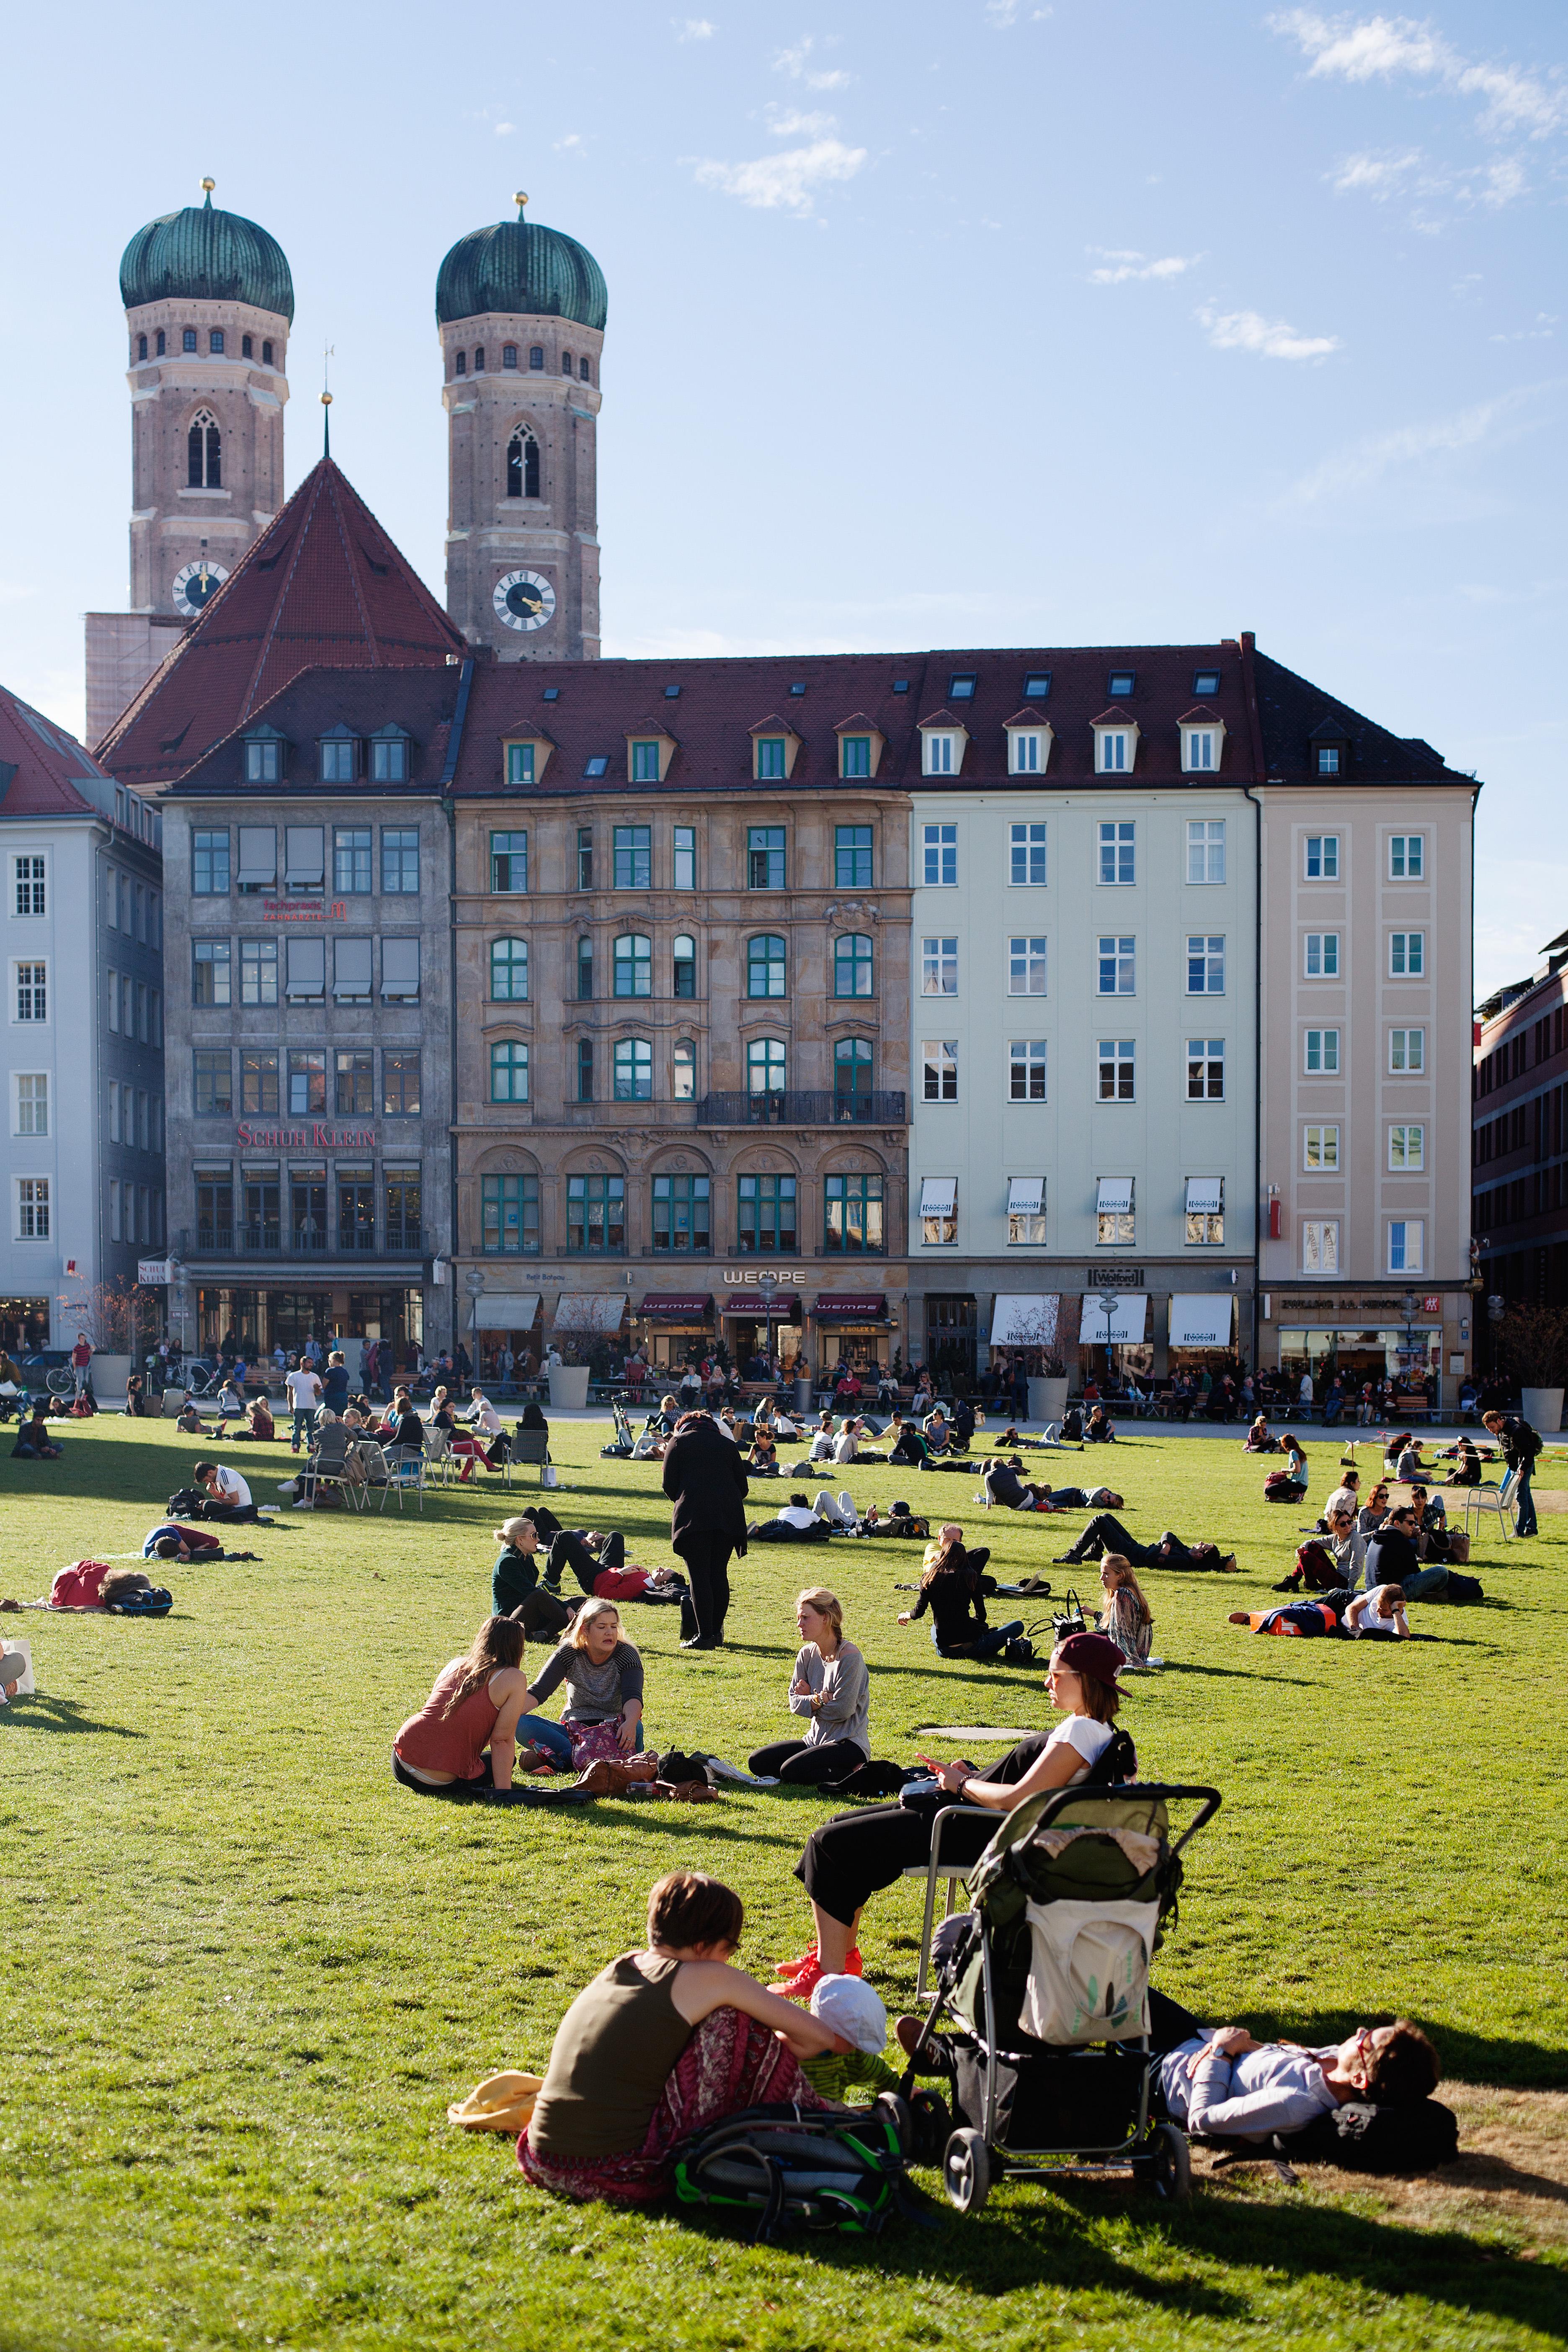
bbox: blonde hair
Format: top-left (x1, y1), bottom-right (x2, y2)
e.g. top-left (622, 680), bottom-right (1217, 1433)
top-left (569, 1597), bottom-right (622, 1650)
top-left (920, 1529), bottom-right (966, 1586)
top-left (498, 1515), bottom-right (532, 1546)
top-left (1099, 1553), bottom-right (1152, 1627)
top-left (796, 1587), bottom-right (843, 1640)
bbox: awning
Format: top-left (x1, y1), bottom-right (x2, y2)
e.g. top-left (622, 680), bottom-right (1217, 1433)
top-left (814, 1294), bottom-right (888, 1323)
top-left (475, 1292), bottom-right (541, 1331)
top-left (1078, 1291), bottom-right (1148, 1344)
top-left (1185, 1177), bottom-right (1224, 1215)
top-left (920, 1178), bottom-right (957, 1215)
top-left (638, 1293), bottom-right (714, 1321)
top-left (552, 1291), bottom-right (627, 1334)
top-left (1169, 1293), bottom-right (1235, 1349)
top-left (990, 1293), bottom-right (1060, 1348)
top-left (1006, 1177), bottom-right (1044, 1216)
top-left (1096, 1177), bottom-right (1134, 1215)
top-left (721, 1293), bottom-right (795, 1319)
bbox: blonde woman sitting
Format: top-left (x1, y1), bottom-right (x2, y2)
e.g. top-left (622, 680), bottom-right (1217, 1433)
top-left (746, 1588), bottom-right (871, 1786)
top-left (1096, 1553), bottom-right (1158, 1669)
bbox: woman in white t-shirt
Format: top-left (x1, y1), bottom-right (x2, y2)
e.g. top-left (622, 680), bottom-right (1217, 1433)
top-left (776, 1631), bottom-right (1131, 2000)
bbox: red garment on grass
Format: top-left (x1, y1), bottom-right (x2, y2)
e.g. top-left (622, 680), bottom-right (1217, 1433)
top-left (516, 2004), bottom-right (825, 2203)
top-left (50, 1561), bottom-right (112, 1608)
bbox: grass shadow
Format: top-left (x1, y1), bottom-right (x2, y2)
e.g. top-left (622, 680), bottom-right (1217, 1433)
top-left (0, 1694), bottom-right (145, 1738)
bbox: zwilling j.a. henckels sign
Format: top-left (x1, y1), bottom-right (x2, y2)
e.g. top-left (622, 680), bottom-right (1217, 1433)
top-left (235, 1123), bottom-right (377, 1147)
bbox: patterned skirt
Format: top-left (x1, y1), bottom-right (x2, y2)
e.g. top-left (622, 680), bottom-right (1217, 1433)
top-left (517, 2004), bottom-right (827, 2204)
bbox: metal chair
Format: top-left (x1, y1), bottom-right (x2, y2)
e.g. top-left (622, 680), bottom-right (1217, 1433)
top-left (905, 1813), bottom-right (977, 2002)
top-left (1461, 1480), bottom-right (1514, 1542)
top-left (301, 1423), bottom-right (365, 1512)
top-left (422, 1425), bottom-right (457, 1487)
top-left (510, 1428), bottom-right (553, 1487)
top-left (377, 1445), bottom-right (425, 1513)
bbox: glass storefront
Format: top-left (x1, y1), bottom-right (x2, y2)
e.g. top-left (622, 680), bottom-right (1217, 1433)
top-left (195, 1285), bottom-right (423, 1364)
top-left (1277, 1326), bottom-right (1443, 1385)
top-left (0, 1297), bottom-right (50, 1351)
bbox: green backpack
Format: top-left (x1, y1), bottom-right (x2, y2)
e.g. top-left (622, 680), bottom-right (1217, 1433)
top-left (674, 2102), bottom-right (912, 2241)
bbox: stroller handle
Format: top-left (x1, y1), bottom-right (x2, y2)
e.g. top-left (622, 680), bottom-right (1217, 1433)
top-left (928, 1780), bottom-right (1222, 1879)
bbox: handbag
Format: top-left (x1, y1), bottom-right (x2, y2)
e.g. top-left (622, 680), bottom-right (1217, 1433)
top-left (1052, 1588), bottom-right (1088, 1643)
top-left (564, 1718), bottom-right (626, 1769)
top-left (540, 1462), bottom-right (560, 1490)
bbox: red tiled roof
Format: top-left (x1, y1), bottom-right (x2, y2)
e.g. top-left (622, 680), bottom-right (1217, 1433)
top-left (0, 683), bottom-right (119, 822)
top-left (97, 459), bottom-right (466, 789)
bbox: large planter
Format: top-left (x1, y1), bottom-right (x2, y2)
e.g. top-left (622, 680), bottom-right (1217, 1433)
top-left (1030, 1375), bottom-right (1069, 1426)
top-left (160, 1388), bottom-right (188, 1418)
top-left (93, 1354), bottom-right (133, 1406)
top-left (794, 1378), bottom-right (813, 1416)
top-left (548, 1365), bottom-right (590, 1411)
top-left (1522, 1386), bottom-right (1564, 1434)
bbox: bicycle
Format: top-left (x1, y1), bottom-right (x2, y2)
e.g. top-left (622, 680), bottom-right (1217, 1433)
top-left (45, 1366), bottom-right (75, 1400)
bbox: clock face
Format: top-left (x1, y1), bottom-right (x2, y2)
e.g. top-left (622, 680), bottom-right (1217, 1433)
top-left (172, 559), bottom-right (229, 618)
top-left (494, 569), bottom-right (557, 633)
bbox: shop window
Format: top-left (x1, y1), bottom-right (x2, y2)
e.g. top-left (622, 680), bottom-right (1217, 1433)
top-left (652, 1173), bottom-right (710, 1253)
top-left (825, 1173), bottom-right (884, 1255)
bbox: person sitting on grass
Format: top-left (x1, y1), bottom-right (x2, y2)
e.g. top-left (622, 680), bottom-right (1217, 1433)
top-left (1243, 1414), bottom-right (1278, 1453)
top-left (492, 1515), bottom-right (573, 1639)
top-left (1357, 1479), bottom-right (1393, 1536)
top-left (1054, 1512), bottom-right (1236, 1572)
top-left (175, 1399), bottom-right (209, 1434)
top-left (193, 1460), bottom-right (261, 1522)
top-left (747, 1588), bottom-right (871, 1787)
top-left (518, 1870), bottom-right (833, 2206)
top-left (748, 1426), bottom-right (779, 1477)
top-left (897, 1526), bottom-right (1023, 1662)
top-left (1440, 1436), bottom-right (1483, 1488)
top-left (781, 1631), bottom-right (1133, 2000)
top-left (12, 1401), bottom-right (62, 1460)
top-left (799, 1975), bottom-right (901, 2102)
top-left (1084, 1405), bottom-right (1117, 1444)
top-left (245, 1395), bottom-right (276, 1441)
top-left (1365, 1503), bottom-right (1452, 1602)
top-left (1153, 2006), bottom-right (1439, 2143)
top-left (513, 1599), bottom-right (645, 1771)
top-left (212, 1377), bottom-right (245, 1431)
top-left (1384, 1431), bottom-right (1423, 1480)
top-left (982, 1456), bottom-right (1060, 1511)
top-left (1319, 1468), bottom-right (1361, 1527)
top-left (1096, 1554), bottom-right (1155, 1666)
top-left (392, 1615), bottom-right (531, 1797)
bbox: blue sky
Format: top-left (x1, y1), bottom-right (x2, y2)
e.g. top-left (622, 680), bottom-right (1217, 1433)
top-left (2, 0), bottom-right (1562, 994)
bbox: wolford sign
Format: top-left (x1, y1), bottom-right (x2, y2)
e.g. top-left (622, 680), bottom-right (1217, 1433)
top-left (236, 1124), bottom-right (377, 1148)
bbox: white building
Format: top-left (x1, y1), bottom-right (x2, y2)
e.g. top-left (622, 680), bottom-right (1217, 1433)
top-left (0, 683), bottom-right (164, 1356)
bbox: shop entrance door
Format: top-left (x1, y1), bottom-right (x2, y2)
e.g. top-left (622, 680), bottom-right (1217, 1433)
top-left (925, 1295), bottom-right (977, 1391)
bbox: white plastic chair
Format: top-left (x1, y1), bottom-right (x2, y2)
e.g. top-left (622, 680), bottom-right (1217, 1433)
top-left (1461, 1480), bottom-right (1513, 1542)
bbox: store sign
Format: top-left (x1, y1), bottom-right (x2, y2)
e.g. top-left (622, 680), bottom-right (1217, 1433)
top-left (1086, 1267), bottom-right (1144, 1289)
top-left (723, 1268), bottom-right (805, 1285)
top-left (263, 899), bottom-right (347, 923)
top-left (235, 1123), bottom-right (377, 1147)
top-left (137, 1259), bottom-right (172, 1286)
top-left (1278, 1293), bottom-right (1442, 1316)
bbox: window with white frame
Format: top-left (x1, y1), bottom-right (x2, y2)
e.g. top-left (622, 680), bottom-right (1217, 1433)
top-left (1186, 820), bottom-right (1225, 883)
top-left (1303, 1124), bottom-right (1340, 1171)
top-left (1009, 730), bottom-right (1048, 776)
top-left (1390, 1027), bottom-right (1425, 1073)
top-left (15, 1074), bottom-right (47, 1135)
top-left (1304, 1028), bottom-right (1340, 1074)
top-left (1304, 834), bottom-right (1339, 880)
top-left (1008, 1040), bottom-right (1047, 1101)
top-left (1316, 745), bottom-right (1341, 776)
top-left (922, 1041), bottom-right (958, 1102)
top-left (919, 1176), bottom-right (957, 1246)
top-left (16, 1176), bottom-right (48, 1238)
top-left (1389, 1123), bottom-right (1425, 1171)
top-left (1302, 1219), bottom-right (1339, 1274)
top-left (1096, 1176), bottom-right (1134, 1245)
top-left (14, 962), bottom-right (46, 1023)
top-left (1007, 1176), bottom-right (1046, 1244)
top-left (1184, 1176), bottom-right (1224, 1245)
top-left (1097, 1039), bottom-right (1135, 1101)
top-left (1009, 822), bottom-right (1047, 884)
top-left (1097, 935), bottom-right (1134, 994)
top-left (1096, 726), bottom-right (1134, 774)
top-left (1186, 1038), bottom-right (1225, 1100)
top-left (1304, 932), bottom-right (1340, 978)
top-left (1008, 936), bottom-right (1047, 995)
top-left (922, 823), bottom-right (957, 885)
top-left (1098, 820), bottom-right (1135, 883)
top-left (1390, 931), bottom-right (1425, 977)
top-left (1387, 1219), bottom-right (1424, 1274)
top-left (1181, 723), bottom-right (1222, 774)
top-left (1186, 935), bottom-right (1224, 994)
top-left (1389, 835), bottom-right (1424, 879)
top-left (923, 733), bottom-right (959, 777)
top-left (921, 937), bottom-right (957, 996)
top-left (13, 856), bottom-right (45, 917)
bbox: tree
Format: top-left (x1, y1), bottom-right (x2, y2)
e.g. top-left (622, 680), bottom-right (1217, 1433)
top-left (1491, 1302), bottom-right (1568, 1392)
top-left (62, 1279), bottom-right (138, 1353)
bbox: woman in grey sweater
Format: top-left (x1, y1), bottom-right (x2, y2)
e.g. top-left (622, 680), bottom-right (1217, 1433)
top-left (747, 1588), bottom-right (871, 1786)
top-left (518, 1599), bottom-right (646, 1761)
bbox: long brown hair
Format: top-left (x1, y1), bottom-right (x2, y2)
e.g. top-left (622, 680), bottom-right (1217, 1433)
top-left (441, 1615), bottom-right (525, 1716)
top-left (920, 1529), bottom-right (965, 1587)
top-left (1099, 1554), bottom-right (1152, 1628)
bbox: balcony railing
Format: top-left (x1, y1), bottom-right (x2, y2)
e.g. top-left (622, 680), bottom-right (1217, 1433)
top-left (178, 1228), bottom-right (423, 1261)
top-left (691, 1091), bottom-right (906, 1127)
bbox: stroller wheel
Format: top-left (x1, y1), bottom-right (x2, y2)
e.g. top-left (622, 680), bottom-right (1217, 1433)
top-left (1144, 2122), bottom-right (1192, 2202)
top-left (943, 2126), bottom-right (991, 2214)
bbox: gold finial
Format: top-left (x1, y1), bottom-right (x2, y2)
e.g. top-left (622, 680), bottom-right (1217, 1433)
top-left (201, 175), bottom-right (215, 194)
top-left (321, 389), bottom-right (333, 405)
top-left (515, 191), bottom-right (529, 212)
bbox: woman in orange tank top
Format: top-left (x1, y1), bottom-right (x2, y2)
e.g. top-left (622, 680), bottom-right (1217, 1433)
top-left (393, 1615), bottom-right (530, 1795)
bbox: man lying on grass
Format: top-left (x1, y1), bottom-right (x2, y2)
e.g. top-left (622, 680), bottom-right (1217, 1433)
top-left (1152, 2001), bottom-right (1439, 2141)
top-left (1229, 1584), bottom-right (1412, 1638)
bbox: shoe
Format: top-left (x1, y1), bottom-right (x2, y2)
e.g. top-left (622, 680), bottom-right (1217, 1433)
top-left (1220, 1553), bottom-right (1240, 1573)
top-left (773, 1944), bottom-right (817, 1978)
top-left (1271, 1577), bottom-right (1298, 1593)
top-left (777, 1949), bottom-right (864, 2001)
top-left (680, 1637), bottom-right (716, 1651)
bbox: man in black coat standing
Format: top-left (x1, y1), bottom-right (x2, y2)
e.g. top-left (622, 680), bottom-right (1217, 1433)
top-left (662, 1408), bottom-right (748, 1649)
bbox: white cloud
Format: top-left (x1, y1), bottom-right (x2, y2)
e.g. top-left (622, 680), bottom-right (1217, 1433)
top-left (687, 136), bottom-right (867, 214)
top-left (772, 35), bottom-right (851, 90)
top-left (1328, 146), bottom-right (1423, 195)
top-left (766, 104), bottom-right (837, 136)
top-left (985, 0), bottom-right (1019, 26)
top-left (1088, 247), bottom-right (1200, 283)
top-left (675, 16), bottom-right (716, 38)
top-left (1276, 386), bottom-right (1537, 507)
top-left (494, 121), bottom-right (515, 137)
top-left (554, 132), bottom-right (583, 151)
top-left (1271, 11), bottom-right (1568, 138)
top-left (1489, 312), bottom-right (1557, 343)
top-left (1198, 304), bottom-right (1340, 359)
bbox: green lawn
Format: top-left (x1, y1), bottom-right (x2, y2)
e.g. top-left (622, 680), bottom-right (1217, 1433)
top-left (5, 1416), bottom-right (1566, 2352)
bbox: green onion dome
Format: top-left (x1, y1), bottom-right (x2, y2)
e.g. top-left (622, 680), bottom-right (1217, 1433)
top-left (436, 196), bottom-right (606, 330)
top-left (120, 183), bottom-right (294, 322)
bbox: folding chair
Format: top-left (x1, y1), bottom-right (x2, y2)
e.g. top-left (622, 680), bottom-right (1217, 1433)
top-left (905, 1811), bottom-right (976, 2002)
top-left (423, 1426), bottom-right (457, 1487)
top-left (377, 1445), bottom-right (425, 1513)
top-left (1462, 1479), bottom-right (1514, 1542)
top-left (301, 1425), bottom-right (365, 1512)
top-left (509, 1429), bottom-right (553, 1487)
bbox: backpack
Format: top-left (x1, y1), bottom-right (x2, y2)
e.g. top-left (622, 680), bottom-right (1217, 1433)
top-left (1294, 1541), bottom-right (1341, 1591)
top-left (1278, 2097), bottom-right (1459, 2173)
top-left (166, 1488), bottom-right (208, 1518)
top-left (673, 2102), bottom-right (913, 2241)
top-left (110, 1585), bottom-right (173, 1617)
top-left (1433, 1568), bottom-right (1484, 1604)
top-left (1264, 1470), bottom-right (1302, 1502)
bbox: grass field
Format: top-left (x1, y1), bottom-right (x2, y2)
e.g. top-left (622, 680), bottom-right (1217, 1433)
top-left (5, 1413), bottom-right (1567, 2352)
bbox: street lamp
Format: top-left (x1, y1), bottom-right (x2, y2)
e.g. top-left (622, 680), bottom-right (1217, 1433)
top-left (1085, 1290), bottom-right (1117, 1375)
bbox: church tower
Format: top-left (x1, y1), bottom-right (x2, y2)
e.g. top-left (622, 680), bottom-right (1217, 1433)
top-left (436, 195), bottom-right (606, 662)
top-left (85, 180), bottom-right (292, 745)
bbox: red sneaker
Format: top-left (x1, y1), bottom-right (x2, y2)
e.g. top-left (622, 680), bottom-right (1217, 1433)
top-left (772, 1945), bottom-right (817, 1979)
top-left (777, 1949), bottom-right (864, 2001)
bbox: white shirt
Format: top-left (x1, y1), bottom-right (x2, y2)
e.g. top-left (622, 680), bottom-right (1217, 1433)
top-left (213, 1467), bottom-right (251, 1508)
top-left (833, 1431), bottom-right (858, 1462)
top-left (777, 1504), bottom-right (819, 1530)
top-left (1040, 1715), bottom-right (1115, 1781)
top-left (469, 1399), bottom-right (503, 1436)
top-left (1299, 1375), bottom-right (1314, 1403)
top-left (286, 1370), bottom-right (321, 1409)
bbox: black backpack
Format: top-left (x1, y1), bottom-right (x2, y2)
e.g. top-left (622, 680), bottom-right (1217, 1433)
top-left (108, 1585), bottom-right (173, 1617)
top-left (1279, 2097), bottom-right (1459, 2173)
top-left (673, 2102), bottom-right (913, 2241)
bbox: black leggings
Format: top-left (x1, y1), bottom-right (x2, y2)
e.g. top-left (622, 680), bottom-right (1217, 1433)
top-left (391, 1748), bottom-right (488, 1798)
top-left (1060, 1512), bottom-right (1156, 1566)
top-left (796, 1731), bottom-right (1053, 1927)
top-left (748, 1736), bottom-right (869, 1786)
top-left (545, 1529), bottom-right (624, 1596)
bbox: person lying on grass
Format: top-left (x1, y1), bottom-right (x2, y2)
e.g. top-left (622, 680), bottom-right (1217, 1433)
top-left (1229, 1583), bottom-right (1411, 1638)
top-left (746, 1587), bottom-right (871, 1788)
top-left (392, 1614), bottom-right (531, 1797)
top-left (518, 1869), bottom-right (834, 2206)
top-left (1054, 1512), bottom-right (1236, 1573)
top-left (778, 1630), bottom-right (1133, 2001)
top-left (897, 1525), bottom-right (1023, 1662)
top-left (513, 1598), bottom-right (645, 1772)
top-left (143, 1523), bottom-right (259, 1564)
top-left (981, 1456), bottom-right (1060, 1511)
top-left (1154, 2006), bottom-right (1439, 2142)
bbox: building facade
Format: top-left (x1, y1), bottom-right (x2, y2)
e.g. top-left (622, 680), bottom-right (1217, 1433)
top-left (85, 181), bottom-right (293, 747)
top-left (0, 684), bottom-right (164, 1351)
top-left (1472, 933), bottom-right (1568, 1335)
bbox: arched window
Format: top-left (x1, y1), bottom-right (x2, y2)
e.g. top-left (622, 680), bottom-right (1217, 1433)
top-left (155, 329), bottom-right (166, 356)
top-left (182, 328), bottom-right (197, 352)
top-left (242, 334), bottom-right (253, 358)
top-left (136, 333), bottom-right (147, 361)
top-left (834, 1037), bottom-right (874, 1112)
top-left (503, 343), bottom-right (518, 369)
top-left (490, 937), bottom-right (529, 1001)
top-left (613, 934), bottom-right (652, 998)
top-left (490, 1041), bottom-right (529, 1103)
top-left (747, 934), bottom-right (786, 998)
top-left (580, 356), bottom-right (592, 383)
top-left (673, 1039), bottom-right (696, 1099)
top-left (187, 410), bottom-right (221, 489)
top-left (506, 428), bottom-right (540, 500)
top-left (529, 345), bottom-right (544, 370)
top-left (474, 345), bottom-right (485, 371)
top-left (262, 339), bottom-right (273, 365)
top-left (455, 351), bottom-right (467, 377)
top-left (562, 350), bottom-right (574, 375)
top-left (209, 328), bottom-right (224, 354)
top-left (747, 1037), bottom-right (786, 1095)
top-left (833, 934), bottom-right (873, 998)
top-left (673, 934), bottom-right (696, 998)
top-left (614, 1037), bottom-right (653, 1101)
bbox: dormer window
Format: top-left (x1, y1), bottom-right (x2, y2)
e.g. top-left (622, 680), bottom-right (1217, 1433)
top-left (756, 738), bottom-right (787, 779)
top-left (833, 716), bottom-right (884, 779)
top-left (918, 713), bottom-right (968, 777)
top-left (369, 726), bottom-right (412, 784)
top-left (1179, 712), bottom-right (1226, 774)
top-left (317, 725), bottom-right (360, 784)
top-left (1006, 718), bottom-right (1053, 775)
top-left (1093, 715), bottom-right (1140, 774)
top-left (1310, 719), bottom-right (1350, 777)
top-left (626, 727), bottom-right (676, 784)
top-left (503, 731), bottom-right (552, 786)
top-left (241, 725), bottom-right (286, 784)
top-left (748, 719), bottom-right (801, 782)
top-left (1107, 671), bottom-right (1136, 698)
top-left (1318, 745), bottom-right (1340, 775)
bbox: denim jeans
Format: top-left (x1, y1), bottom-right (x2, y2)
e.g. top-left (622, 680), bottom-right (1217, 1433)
top-left (1505, 1463), bottom-right (1537, 1536)
top-left (291, 1406), bottom-right (317, 1451)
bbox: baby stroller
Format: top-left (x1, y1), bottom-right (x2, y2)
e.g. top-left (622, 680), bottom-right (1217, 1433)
top-left (900, 1780), bottom-right (1221, 2211)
